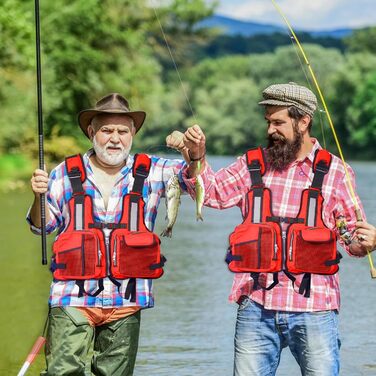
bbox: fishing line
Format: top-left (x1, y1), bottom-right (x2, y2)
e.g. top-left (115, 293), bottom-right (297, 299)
top-left (150, 1), bottom-right (202, 169)
top-left (287, 34), bottom-right (327, 149)
top-left (151, 2), bottom-right (198, 125)
top-left (271, 0), bottom-right (376, 274)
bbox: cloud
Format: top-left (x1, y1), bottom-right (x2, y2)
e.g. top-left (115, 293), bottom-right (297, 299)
top-left (216, 0), bottom-right (376, 30)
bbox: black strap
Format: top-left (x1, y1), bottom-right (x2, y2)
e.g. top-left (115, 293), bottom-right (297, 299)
top-left (124, 278), bottom-right (137, 302)
top-left (251, 272), bottom-right (279, 291)
top-left (325, 252), bottom-right (343, 266)
top-left (284, 271), bottom-right (311, 298)
top-left (225, 249), bottom-right (242, 264)
top-left (108, 276), bottom-right (122, 290)
top-left (298, 273), bottom-right (311, 298)
top-left (76, 280), bottom-right (85, 298)
top-left (89, 223), bottom-right (127, 229)
top-left (266, 216), bottom-right (304, 224)
top-left (76, 279), bottom-right (104, 298)
top-left (311, 161), bottom-right (329, 190)
top-left (132, 165), bottom-right (149, 194)
top-left (68, 167), bottom-right (84, 194)
top-left (284, 270), bottom-right (296, 284)
top-left (247, 160), bottom-right (263, 187)
top-left (50, 261), bottom-right (66, 271)
top-left (150, 255), bottom-right (167, 270)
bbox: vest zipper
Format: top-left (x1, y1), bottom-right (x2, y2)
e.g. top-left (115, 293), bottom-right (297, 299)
top-left (113, 237), bottom-right (117, 267)
top-left (97, 237), bottom-right (102, 267)
top-left (105, 231), bottom-right (110, 275)
top-left (282, 231), bottom-right (287, 269)
top-left (289, 232), bottom-right (294, 261)
top-left (273, 234), bottom-right (278, 260)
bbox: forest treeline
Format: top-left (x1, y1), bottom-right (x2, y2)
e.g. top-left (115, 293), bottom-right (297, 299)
top-left (1, 0), bottom-right (376, 182)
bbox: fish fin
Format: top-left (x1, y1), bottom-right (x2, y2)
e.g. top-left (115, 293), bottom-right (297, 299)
top-left (196, 214), bottom-right (204, 222)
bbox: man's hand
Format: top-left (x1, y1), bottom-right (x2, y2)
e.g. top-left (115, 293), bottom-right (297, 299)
top-left (166, 130), bottom-right (190, 164)
top-left (355, 221), bottom-right (376, 251)
top-left (350, 221), bottom-right (376, 256)
top-left (183, 124), bottom-right (206, 160)
top-left (166, 130), bottom-right (185, 151)
top-left (30, 168), bottom-right (50, 228)
top-left (31, 168), bottom-right (49, 197)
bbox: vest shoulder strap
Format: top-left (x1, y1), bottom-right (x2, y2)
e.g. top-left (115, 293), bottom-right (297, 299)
top-left (65, 154), bottom-right (86, 194)
top-left (245, 147), bottom-right (266, 187)
top-left (311, 149), bottom-right (332, 190)
top-left (132, 154), bottom-right (151, 194)
top-left (299, 149), bottom-right (332, 227)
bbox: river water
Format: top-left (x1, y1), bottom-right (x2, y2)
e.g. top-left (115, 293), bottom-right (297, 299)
top-left (1, 156), bottom-right (375, 375)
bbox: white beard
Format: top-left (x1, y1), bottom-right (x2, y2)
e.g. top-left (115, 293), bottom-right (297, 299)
top-left (92, 137), bottom-right (132, 166)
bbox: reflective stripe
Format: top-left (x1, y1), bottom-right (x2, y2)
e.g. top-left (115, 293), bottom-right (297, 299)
top-left (130, 202), bottom-right (138, 231)
top-left (75, 204), bottom-right (83, 230)
top-left (307, 197), bottom-right (317, 227)
top-left (253, 196), bottom-right (261, 223)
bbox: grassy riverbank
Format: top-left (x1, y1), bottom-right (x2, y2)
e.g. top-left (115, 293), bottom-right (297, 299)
top-left (0, 154), bottom-right (34, 192)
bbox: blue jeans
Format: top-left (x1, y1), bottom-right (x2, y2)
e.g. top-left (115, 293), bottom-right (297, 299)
top-left (234, 297), bottom-right (341, 376)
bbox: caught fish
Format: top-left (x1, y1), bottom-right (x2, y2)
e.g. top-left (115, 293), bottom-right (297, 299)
top-left (161, 175), bottom-right (181, 237)
top-left (195, 174), bottom-right (204, 221)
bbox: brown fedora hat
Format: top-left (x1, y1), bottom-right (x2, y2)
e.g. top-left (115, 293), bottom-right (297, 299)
top-left (78, 93), bottom-right (146, 138)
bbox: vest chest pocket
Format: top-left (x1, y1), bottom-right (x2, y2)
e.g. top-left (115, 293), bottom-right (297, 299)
top-left (286, 227), bottom-right (339, 275)
top-left (52, 230), bottom-right (105, 280)
top-left (227, 223), bottom-right (282, 273)
top-left (110, 230), bottom-right (164, 279)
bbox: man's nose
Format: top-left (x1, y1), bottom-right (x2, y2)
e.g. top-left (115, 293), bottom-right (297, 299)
top-left (267, 124), bottom-right (276, 135)
top-left (110, 131), bottom-right (120, 142)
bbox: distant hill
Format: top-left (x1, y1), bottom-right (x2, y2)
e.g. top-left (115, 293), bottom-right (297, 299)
top-left (199, 14), bottom-right (353, 39)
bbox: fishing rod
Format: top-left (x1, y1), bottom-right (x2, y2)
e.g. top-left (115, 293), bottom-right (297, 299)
top-left (17, 336), bottom-right (46, 376)
top-left (34, 0), bottom-right (47, 265)
top-left (271, 0), bottom-right (376, 278)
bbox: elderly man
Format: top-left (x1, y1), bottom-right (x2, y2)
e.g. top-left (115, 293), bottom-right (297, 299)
top-left (169, 82), bottom-right (376, 376)
top-left (28, 93), bottom-right (187, 375)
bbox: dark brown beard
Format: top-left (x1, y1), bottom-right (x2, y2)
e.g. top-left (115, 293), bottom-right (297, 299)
top-left (266, 123), bottom-right (303, 171)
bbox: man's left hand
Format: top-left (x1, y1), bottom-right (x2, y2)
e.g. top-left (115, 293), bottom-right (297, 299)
top-left (352, 221), bottom-right (376, 255)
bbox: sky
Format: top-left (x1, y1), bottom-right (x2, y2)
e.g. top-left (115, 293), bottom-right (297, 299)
top-left (211, 0), bottom-right (376, 30)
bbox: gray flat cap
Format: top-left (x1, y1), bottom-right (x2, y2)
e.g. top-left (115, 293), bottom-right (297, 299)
top-left (258, 82), bottom-right (317, 117)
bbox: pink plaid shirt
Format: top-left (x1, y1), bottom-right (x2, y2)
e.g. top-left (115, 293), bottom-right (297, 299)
top-left (184, 139), bottom-right (365, 312)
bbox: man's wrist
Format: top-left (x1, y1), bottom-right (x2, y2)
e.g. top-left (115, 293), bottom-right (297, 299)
top-left (188, 149), bottom-right (206, 161)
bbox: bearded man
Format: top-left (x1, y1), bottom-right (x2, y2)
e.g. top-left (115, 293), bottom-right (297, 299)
top-left (168, 82), bottom-right (376, 376)
top-left (28, 93), bottom-right (187, 375)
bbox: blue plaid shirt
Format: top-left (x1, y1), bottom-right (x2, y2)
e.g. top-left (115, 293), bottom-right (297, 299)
top-left (27, 149), bottom-right (186, 309)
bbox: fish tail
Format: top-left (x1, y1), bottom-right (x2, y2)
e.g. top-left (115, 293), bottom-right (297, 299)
top-left (160, 228), bottom-right (172, 238)
top-left (196, 213), bottom-right (203, 222)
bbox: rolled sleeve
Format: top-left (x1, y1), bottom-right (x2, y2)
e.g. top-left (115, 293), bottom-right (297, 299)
top-left (333, 166), bottom-right (366, 255)
top-left (182, 156), bottom-right (250, 210)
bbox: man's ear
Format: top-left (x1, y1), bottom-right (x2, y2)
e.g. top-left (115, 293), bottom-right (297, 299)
top-left (87, 125), bottom-right (95, 140)
top-left (299, 115), bottom-right (311, 133)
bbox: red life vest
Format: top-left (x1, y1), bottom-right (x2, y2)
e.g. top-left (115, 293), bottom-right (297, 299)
top-left (51, 153), bottom-right (166, 300)
top-left (226, 147), bottom-right (341, 297)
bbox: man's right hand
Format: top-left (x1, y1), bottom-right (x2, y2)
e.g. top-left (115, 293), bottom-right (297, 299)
top-left (183, 124), bottom-right (206, 160)
top-left (31, 168), bottom-right (49, 197)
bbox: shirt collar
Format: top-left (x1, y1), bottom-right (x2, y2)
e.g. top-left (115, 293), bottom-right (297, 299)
top-left (302, 138), bottom-right (322, 165)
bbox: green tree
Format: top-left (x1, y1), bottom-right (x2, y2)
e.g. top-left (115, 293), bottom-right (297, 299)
top-left (346, 72), bottom-right (376, 158)
top-left (345, 27), bottom-right (376, 54)
top-left (0, 0), bottom-right (214, 160)
top-left (329, 52), bottom-right (376, 156)
top-left (186, 79), bottom-right (264, 154)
